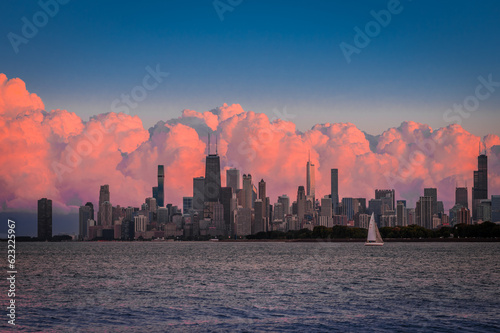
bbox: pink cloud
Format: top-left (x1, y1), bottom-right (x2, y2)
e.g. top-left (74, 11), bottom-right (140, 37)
top-left (1, 73), bottom-right (499, 214)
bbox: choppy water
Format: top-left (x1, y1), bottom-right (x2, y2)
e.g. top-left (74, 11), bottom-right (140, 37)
top-left (2, 242), bottom-right (500, 332)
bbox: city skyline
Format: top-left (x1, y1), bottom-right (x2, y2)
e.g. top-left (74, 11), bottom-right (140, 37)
top-left (1, 72), bottom-right (500, 219)
top-left (67, 148), bottom-right (499, 240)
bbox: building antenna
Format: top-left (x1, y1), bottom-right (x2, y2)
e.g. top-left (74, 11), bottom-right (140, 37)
top-left (308, 149), bottom-right (310, 162)
top-left (208, 131), bottom-right (211, 155)
top-left (216, 132), bottom-right (218, 155)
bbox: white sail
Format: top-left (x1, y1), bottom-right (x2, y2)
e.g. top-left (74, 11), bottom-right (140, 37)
top-left (365, 212), bottom-right (384, 246)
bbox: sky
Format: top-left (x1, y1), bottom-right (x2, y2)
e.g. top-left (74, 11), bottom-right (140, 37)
top-left (1, 0), bottom-right (500, 136)
top-left (1, 1), bottom-right (500, 236)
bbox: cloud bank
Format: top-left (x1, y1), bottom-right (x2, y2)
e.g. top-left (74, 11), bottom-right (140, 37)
top-left (1, 74), bottom-right (499, 213)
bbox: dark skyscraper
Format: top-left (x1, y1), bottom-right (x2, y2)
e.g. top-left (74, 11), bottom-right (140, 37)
top-left (158, 165), bottom-right (165, 207)
top-left (220, 187), bottom-right (233, 236)
top-left (297, 186), bottom-right (306, 222)
top-left (331, 169), bottom-right (339, 212)
top-left (98, 185), bottom-right (110, 225)
top-left (472, 153), bottom-right (488, 220)
top-left (424, 188), bottom-right (437, 216)
top-left (193, 177), bottom-right (205, 212)
top-left (455, 187), bottom-right (468, 209)
top-left (85, 202), bottom-right (94, 221)
top-left (205, 154), bottom-right (221, 203)
top-left (38, 198), bottom-right (52, 241)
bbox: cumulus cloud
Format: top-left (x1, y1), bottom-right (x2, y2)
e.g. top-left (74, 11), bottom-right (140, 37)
top-left (1, 74), bottom-right (499, 214)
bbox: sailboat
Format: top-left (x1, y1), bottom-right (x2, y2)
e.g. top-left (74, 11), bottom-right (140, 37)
top-left (365, 213), bottom-right (384, 246)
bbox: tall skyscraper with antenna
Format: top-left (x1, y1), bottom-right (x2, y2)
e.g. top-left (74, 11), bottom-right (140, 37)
top-left (472, 143), bottom-right (488, 221)
top-left (306, 151), bottom-right (315, 200)
top-left (204, 132), bottom-right (221, 203)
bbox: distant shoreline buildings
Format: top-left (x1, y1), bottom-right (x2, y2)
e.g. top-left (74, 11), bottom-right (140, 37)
top-left (37, 139), bottom-right (499, 241)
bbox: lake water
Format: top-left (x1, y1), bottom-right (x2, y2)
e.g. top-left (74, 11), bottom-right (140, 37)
top-left (3, 242), bottom-right (500, 332)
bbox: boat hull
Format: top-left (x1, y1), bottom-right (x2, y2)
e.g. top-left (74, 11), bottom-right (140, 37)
top-left (364, 242), bottom-right (384, 246)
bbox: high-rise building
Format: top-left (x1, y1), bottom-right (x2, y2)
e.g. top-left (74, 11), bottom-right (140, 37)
top-left (491, 195), bottom-right (500, 223)
top-left (85, 202), bottom-right (94, 221)
top-left (479, 200), bottom-right (492, 222)
top-left (368, 199), bottom-right (382, 225)
top-left (424, 188), bottom-right (438, 216)
top-left (417, 196), bottom-right (433, 229)
top-left (258, 179), bottom-right (266, 200)
top-left (79, 205), bottom-right (92, 240)
top-left (37, 198), bottom-right (52, 241)
top-left (472, 153), bottom-right (488, 221)
top-left (375, 189), bottom-right (395, 211)
top-left (146, 197), bottom-right (157, 214)
top-left (331, 169), bottom-right (339, 212)
top-left (157, 165), bottom-right (165, 207)
top-left (252, 199), bottom-right (264, 234)
top-left (152, 186), bottom-right (158, 203)
top-left (242, 174), bottom-right (253, 209)
top-left (98, 185), bottom-right (110, 225)
top-left (457, 207), bottom-right (471, 225)
top-left (220, 187), bottom-right (233, 236)
top-left (257, 179), bottom-right (269, 231)
top-left (235, 207), bottom-right (252, 237)
top-left (193, 177), bottom-right (205, 212)
top-left (182, 197), bottom-right (193, 214)
top-left (297, 186), bottom-right (306, 223)
top-left (204, 151), bottom-right (221, 203)
top-left (342, 197), bottom-right (354, 220)
top-left (278, 195), bottom-right (290, 216)
top-left (396, 201), bottom-right (407, 226)
top-left (226, 168), bottom-right (240, 192)
top-left (306, 154), bottom-right (315, 199)
top-left (321, 197), bottom-right (333, 217)
top-left (455, 187), bottom-right (468, 209)
top-left (99, 201), bottom-right (113, 226)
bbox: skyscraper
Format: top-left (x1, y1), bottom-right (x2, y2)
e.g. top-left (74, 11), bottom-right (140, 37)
top-left (157, 165), bottom-right (165, 207)
top-left (424, 188), bottom-right (438, 216)
top-left (98, 185), bottom-right (110, 225)
top-left (278, 195), bottom-right (290, 216)
top-left (331, 169), bottom-right (339, 212)
top-left (99, 201), bottom-right (113, 226)
top-left (417, 196), bottom-right (433, 229)
top-left (204, 154), bottom-right (221, 203)
top-left (491, 195), bottom-right (500, 223)
top-left (79, 205), bottom-right (92, 240)
top-left (297, 186), bottom-right (306, 223)
top-left (242, 174), bottom-right (253, 209)
top-left (396, 201), bottom-right (407, 226)
top-left (455, 187), bottom-right (468, 209)
top-left (253, 199), bottom-right (265, 234)
top-left (375, 189), bottom-right (395, 211)
top-left (321, 196), bottom-right (333, 217)
top-left (220, 187), bottom-right (233, 236)
top-left (226, 168), bottom-right (240, 192)
top-left (258, 179), bottom-right (266, 200)
top-left (37, 198), bottom-right (52, 241)
top-left (258, 179), bottom-right (268, 230)
top-left (472, 153), bottom-right (488, 221)
top-left (306, 154), bottom-right (315, 199)
top-left (85, 202), bottom-right (94, 221)
top-left (193, 177), bottom-right (205, 212)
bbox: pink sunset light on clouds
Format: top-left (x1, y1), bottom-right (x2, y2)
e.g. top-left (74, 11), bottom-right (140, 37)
top-left (1, 73), bottom-right (500, 213)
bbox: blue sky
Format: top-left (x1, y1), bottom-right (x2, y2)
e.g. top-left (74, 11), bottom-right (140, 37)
top-left (1, 0), bottom-right (500, 136)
